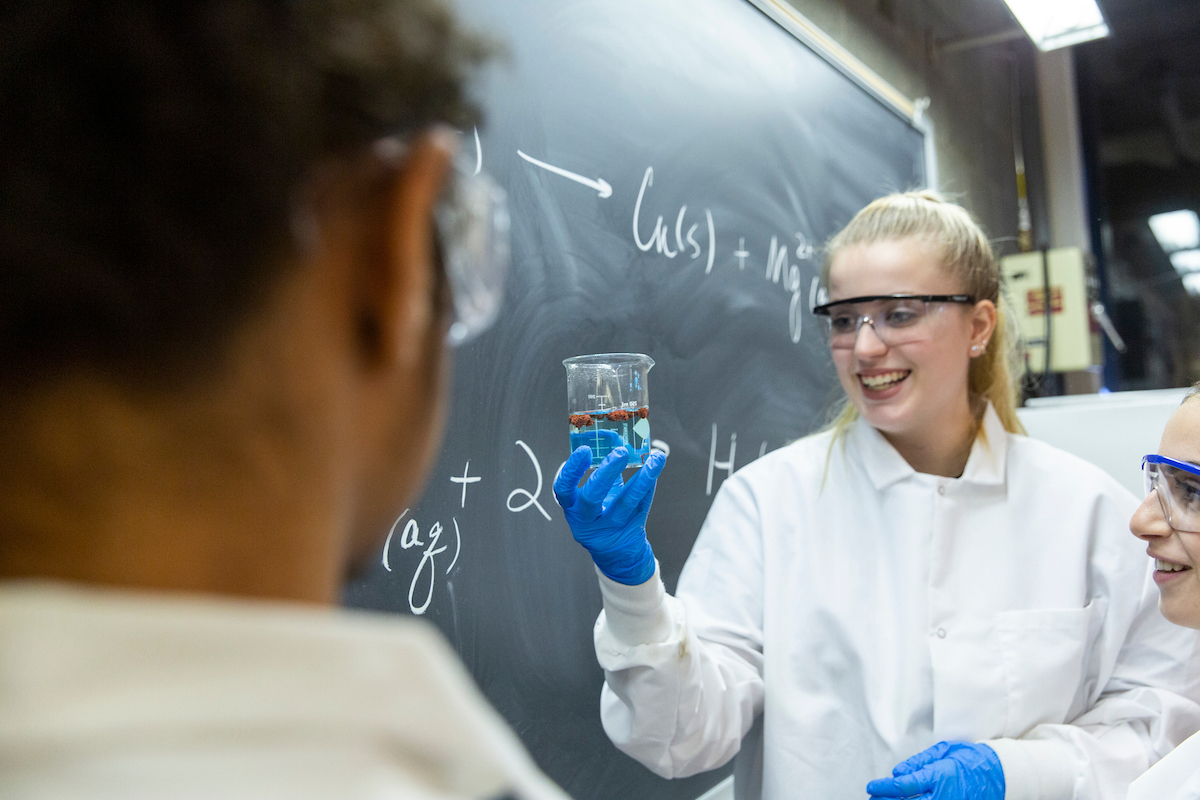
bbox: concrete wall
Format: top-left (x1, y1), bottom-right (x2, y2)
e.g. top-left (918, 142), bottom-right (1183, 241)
top-left (777, 0), bottom-right (1033, 257)
top-left (1020, 388), bottom-right (1188, 496)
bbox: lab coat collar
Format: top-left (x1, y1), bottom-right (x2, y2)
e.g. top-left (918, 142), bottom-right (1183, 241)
top-left (0, 581), bottom-right (569, 800)
top-left (850, 402), bottom-right (1009, 490)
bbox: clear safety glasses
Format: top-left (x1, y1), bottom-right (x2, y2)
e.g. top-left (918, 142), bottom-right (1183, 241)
top-left (811, 294), bottom-right (975, 349)
top-left (1143, 454), bottom-right (1200, 533)
top-left (435, 155), bottom-right (510, 346)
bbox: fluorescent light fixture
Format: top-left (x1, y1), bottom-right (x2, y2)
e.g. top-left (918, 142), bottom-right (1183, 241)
top-left (1182, 272), bottom-right (1200, 296)
top-left (1150, 210), bottom-right (1200, 254)
top-left (1002, 0), bottom-right (1110, 51)
top-left (1171, 249), bottom-right (1200, 274)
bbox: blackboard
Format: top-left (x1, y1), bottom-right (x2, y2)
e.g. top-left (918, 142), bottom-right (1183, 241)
top-left (344, 1), bottom-right (927, 798)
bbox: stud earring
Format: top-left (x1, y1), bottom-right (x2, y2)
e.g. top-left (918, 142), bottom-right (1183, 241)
top-left (971, 345), bottom-right (979, 354)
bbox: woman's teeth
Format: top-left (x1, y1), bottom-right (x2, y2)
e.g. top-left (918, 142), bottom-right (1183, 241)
top-left (860, 371), bottom-right (909, 390)
top-left (1156, 559), bottom-right (1191, 573)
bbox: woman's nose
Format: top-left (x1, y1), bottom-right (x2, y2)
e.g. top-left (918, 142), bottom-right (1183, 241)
top-left (1130, 489), bottom-right (1171, 540)
top-left (853, 319), bottom-right (889, 357)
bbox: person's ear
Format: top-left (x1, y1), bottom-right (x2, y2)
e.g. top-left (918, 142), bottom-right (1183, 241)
top-left (360, 126), bottom-right (459, 370)
top-left (969, 298), bottom-right (997, 354)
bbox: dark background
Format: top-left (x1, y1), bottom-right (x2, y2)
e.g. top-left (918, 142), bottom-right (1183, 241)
top-left (1075, 0), bottom-right (1200, 390)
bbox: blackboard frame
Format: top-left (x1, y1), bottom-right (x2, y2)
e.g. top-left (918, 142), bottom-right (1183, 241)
top-left (746, 0), bottom-right (937, 190)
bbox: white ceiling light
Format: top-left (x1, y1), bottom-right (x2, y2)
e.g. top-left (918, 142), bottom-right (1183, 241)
top-left (1171, 249), bottom-right (1200, 274)
top-left (1150, 210), bottom-right (1200, 254)
top-left (1002, 0), bottom-right (1110, 51)
top-left (1182, 272), bottom-right (1200, 297)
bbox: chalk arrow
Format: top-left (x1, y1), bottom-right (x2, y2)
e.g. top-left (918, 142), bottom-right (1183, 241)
top-left (517, 150), bottom-right (612, 198)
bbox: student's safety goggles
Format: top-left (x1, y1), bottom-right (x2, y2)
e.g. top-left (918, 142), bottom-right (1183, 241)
top-left (371, 135), bottom-right (510, 347)
top-left (1143, 454), bottom-right (1200, 533)
top-left (435, 155), bottom-right (510, 346)
top-left (811, 294), bottom-right (975, 349)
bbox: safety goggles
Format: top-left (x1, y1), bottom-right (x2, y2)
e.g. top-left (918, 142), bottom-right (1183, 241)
top-left (811, 294), bottom-right (975, 349)
top-left (1143, 454), bottom-right (1200, 533)
top-left (435, 154), bottom-right (510, 346)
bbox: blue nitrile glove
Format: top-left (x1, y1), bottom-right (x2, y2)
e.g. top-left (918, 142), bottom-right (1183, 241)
top-left (867, 741), bottom-right (1004, 800)
top-left (553, 444), bottom-right (666, 585)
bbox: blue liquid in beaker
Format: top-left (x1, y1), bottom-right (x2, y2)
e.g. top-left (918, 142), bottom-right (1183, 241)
top-left (569, 409), bottom-right (650, 467)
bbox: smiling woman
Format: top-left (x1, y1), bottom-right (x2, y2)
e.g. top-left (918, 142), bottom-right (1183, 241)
top-left (559, 189), bottom-right (1200, 800)
top-left (1127, 391), bottom-right (1200, 799)
top-left (1132, 396), bottom-right (1200, 627)
top-left (818, 190), bottom-right (1019, 476)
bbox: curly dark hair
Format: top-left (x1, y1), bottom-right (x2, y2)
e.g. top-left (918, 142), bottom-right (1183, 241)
top-left (0, 0), bottom-right (491, 385)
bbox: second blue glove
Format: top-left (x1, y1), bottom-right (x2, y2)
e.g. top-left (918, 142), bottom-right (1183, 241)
top-left (867, 741), bottom-right (1004, 800)
top-left (553, 445), bottom-right (666, 585)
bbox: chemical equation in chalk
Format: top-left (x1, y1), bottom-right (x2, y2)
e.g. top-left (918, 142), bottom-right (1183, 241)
top-left (379, 428), bottom-right (777, 617)
top-left (381, 511), bottom-right (462, 616)
top-left (630, 164), bottom-right (820, 344)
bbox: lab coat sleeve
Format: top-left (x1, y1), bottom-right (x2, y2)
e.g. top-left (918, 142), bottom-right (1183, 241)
top-left (985, 563), bottom-right (1200, 800)
top-left (592, 473), bottom-right (765, 779)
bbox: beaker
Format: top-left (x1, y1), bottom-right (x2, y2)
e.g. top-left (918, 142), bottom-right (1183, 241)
top-left (563, 353), bottom-right (654, 468)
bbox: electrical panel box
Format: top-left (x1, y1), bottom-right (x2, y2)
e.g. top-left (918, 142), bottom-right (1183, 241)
top-left (1001, 247), bottom-right (1093, 373)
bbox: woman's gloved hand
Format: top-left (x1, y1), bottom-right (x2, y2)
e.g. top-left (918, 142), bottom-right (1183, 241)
top-left (553, 445), bottom-right (666, 585)
top-left (866, 741), bottom-right (1005, 800)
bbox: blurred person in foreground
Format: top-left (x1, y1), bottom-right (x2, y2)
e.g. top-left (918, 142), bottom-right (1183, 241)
top-left (0, 3), bottom-right (565, 799)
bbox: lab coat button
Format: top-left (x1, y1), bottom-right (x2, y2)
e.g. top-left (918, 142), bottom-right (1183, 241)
top-left (936, 628), bottom-right (947, 638)
top-left (937, 485), bottom-right (946, 495)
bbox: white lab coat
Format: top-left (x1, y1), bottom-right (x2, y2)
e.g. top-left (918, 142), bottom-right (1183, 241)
top-left (0, 581), bottom-right (569, 800)
top-left (593, 405), bottom-right (1200, 800)
top-left (1127, 731), bottom-right (1200, 800)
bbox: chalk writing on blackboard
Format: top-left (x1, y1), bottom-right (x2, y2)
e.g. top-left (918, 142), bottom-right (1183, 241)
top-left (381, 509), bottom-right (407, 573)
top-left (764, 235), bottom-right (806, 343)
top-left (451, 461), bottom-right (482, 508)
top-left (517, 149), bottom-right (613, 198)
top-left (632, 167), bottom-right (716, 277)
top-left (795, 232), bottom-right (815, 261)
top-left (411, 518), bottom-right (463, 615)
top-left (630, 165), bottom-right (825, 343)
top-left (408, 519), bottom-right (447, 614)
top-left (734, 238), bottom-right (749, 270)
top-left (381, 510), bottom-right (464, 615)
top-left (707, 425), bottom-right (737, 496)
top-left (810, 276), bottom-right (829, 311)
top-left (507, 439), bottom-right (552, 521)
top-left (378, 431), bottom-right (785, 615)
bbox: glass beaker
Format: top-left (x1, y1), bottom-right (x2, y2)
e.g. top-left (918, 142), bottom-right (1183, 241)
top-left (563, 353), bottom-right (654, 468)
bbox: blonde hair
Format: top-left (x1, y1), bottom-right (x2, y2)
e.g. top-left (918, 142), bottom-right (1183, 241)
top-left (820, 190), bottom-right (1025, 445)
